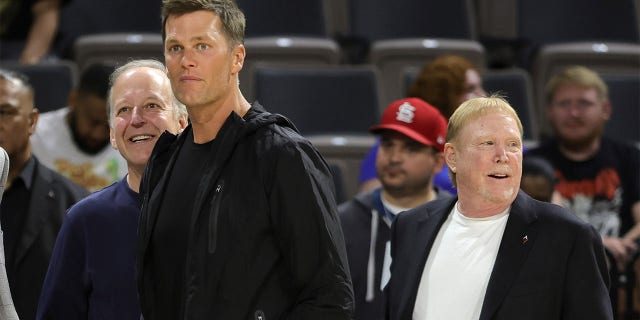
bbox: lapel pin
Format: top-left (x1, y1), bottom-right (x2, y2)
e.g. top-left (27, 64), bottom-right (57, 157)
top-left (522, 235), bottom-right (528, 244)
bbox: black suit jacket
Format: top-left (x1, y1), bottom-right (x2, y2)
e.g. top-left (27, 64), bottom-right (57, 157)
top-left (386, 191), bottom-right (613, 320)
top-left (7, 157), bottom-right (88, 320)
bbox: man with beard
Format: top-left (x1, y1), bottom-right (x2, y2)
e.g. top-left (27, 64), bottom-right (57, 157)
top-left (529, 66), bottom-right (640, 273)
top-left (338, 97), bottom-right (450, 320)
top-left (31, 63), bottom-right (127, 191)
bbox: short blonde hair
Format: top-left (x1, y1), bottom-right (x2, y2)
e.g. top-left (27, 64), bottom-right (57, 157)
top-left (447, 95), bottom-right (523, 186)
top-left (545, 66), bottom-right (609, 105)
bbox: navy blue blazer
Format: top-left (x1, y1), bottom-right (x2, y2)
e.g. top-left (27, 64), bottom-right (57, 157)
top-left (386, 191), bottom-right (613, 320)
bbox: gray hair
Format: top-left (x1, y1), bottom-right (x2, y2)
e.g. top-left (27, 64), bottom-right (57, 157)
top-left (107, 59), bottom-right (187, 127)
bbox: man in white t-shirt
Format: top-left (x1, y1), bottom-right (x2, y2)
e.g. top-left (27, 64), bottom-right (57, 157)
top-left (385, 96), bottom-right (612, 320)
top-left (31, 63), bottom-right (127, 191)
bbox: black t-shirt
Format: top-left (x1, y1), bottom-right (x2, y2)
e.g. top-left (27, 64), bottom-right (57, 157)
top-left (149, 130), bottom-right (218, 319)
top-left (529, 138), bottom-right (640, 236)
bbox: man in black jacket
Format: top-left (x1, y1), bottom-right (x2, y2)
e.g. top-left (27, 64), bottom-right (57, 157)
top-left (136, 1), bottom-right (354, 319)
top-left (0, 69), bottom-right (88, 320)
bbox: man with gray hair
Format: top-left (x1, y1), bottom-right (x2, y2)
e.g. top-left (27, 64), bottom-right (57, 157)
top-left (36, 60), bottom-right (187, 319)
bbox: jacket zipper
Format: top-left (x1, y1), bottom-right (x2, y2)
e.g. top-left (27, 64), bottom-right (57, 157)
top-left (208, 181), bottom-right (223, 254)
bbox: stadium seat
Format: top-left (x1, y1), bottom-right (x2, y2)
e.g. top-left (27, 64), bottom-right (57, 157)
top-left (253, 66), bottom-right (380, 136)
top-left (0, 60), bottom-right (77, 113)
top-left (73, 33), bottom-right (164, 72)
top-left (532, 42), bottom-right (640, 136)
top-left (602, 73), bottom-right (640, 145)
top-left (241, 37), bottom-right (341, 102)
top-left (370, 38), bottom-right (485, 110)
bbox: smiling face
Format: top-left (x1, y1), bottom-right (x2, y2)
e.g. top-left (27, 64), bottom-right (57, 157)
top-left (164, 10), bottom-right (244, 110)
top-left (109, 67), bottom-right (186, 171)
top-left (445, 110), bottom-right (523, 215)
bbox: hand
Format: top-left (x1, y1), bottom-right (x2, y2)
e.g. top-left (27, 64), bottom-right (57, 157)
top-left (602, 236), bottom-right (637, 271)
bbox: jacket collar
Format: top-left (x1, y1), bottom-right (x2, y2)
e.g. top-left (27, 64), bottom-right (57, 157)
top-left (14, 158), bottom-right (59, 267)
top-left (479, 191), bottom-right (538, 320)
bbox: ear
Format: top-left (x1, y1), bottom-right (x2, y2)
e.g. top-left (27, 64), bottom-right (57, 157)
top-left (177, 116), bottom-right (188, 132)
top-left (67, 90), bottom-right (78, 111)
top-left (27, 108), bottom-right (39, 136)
top-left (109, 127), bottom-right (118, 150)
top-left (444, 142), bottom-right (457, 173)
top-left (231, 44), bottom-right (245, 75)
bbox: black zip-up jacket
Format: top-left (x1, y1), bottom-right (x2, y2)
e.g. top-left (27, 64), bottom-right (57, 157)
top-left (137, 103), bottom-right (354, 320)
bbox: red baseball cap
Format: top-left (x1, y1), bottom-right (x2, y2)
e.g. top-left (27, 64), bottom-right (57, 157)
top-left (369, 97), bottom-right (447, 152)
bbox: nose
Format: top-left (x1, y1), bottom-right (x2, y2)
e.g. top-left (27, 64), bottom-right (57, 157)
top-left (387, 146), bottom-right (403, 163)
top-left (131, 107), bottom-right (146, 127)
top-left (495, 145), bottom-right (509, 163)
top-left (181, 48), bottom-right (196, 68)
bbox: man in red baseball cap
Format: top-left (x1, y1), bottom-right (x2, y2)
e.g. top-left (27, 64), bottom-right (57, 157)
top-left (338, 97), bottom-right (450, 320)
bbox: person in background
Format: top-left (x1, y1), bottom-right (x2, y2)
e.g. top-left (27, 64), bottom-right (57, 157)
top-left (385, 96), bottom-right (612, 320)
top-left (37, 59), bottom-right (187, 319)
top-left (339, 97), bottom-right (449, 320)
top-left (0, 146), bottom-right (19, 320)
top-left (0, 68), bottom-right (87, 320)
top-left (529, 66), bottom-right (640, 272)
top-left (31, 63), bottom-right (128, 192)
top-left (136, 1), bottom-right (353, 319)
top-left (359, 55), bottom-right (486, 194)
top-left (0, 0), bottom-right (70, 64)
top-left (520, 155), bottom-right (557, 203)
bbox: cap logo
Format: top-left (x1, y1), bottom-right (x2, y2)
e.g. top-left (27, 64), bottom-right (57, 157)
top-left (396, 102), bottom-right (416, 124)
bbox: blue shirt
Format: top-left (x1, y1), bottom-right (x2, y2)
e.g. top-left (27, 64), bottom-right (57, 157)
top-left (37, 177), bottom-right (141, 319)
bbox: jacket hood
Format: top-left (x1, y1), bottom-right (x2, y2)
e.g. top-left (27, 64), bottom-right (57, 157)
top-left (239, 102), bottom-right (299, 139)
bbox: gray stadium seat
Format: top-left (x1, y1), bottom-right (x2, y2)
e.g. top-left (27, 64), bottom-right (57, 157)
top-left (349, 0), bottom-right (477, 42)
top-left (241, 37), bottom-right (341, 102)
top-left (403, 67), bottom-right (538, 142)
top-left (253, 66), bottom-right (380, 136)
top-left (532, 42), bottom-right (640, 136)
top-left (516, 0), bottom-right (639, 68)
top-left (236, 0), bottom-right (328, 37)
top-left (602, 73), bottom-right (640, 145)
top-left (0, 60), bottom-right (77, 113)
top-left (370, 38), bottom-right (485, 111)
top-left (483, 68), bottom-right (538, 142)
top-left (73, 33), bottom-right (164, 73)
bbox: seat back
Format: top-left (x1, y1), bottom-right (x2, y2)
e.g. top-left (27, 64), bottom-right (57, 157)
top-left (73, 33), bottom-right (164, 72)
top-left (603, 73), bottom-right (640, 145)
top-left (241, 37), bottom-right (341, 102)
top-left (0, 61), bottom-right (77, 112)
top-left (349, 0), bottom-right (476, 42)
top-left (253, 66), bottom-right (380, 136)
top-left (532, 42), bottom-right (640, 136)
top-left (516, 0), bottom-right (639, 68)
top-left (57, 0), bottom-right (162, 58)
top-left (236, 0), bottom-right (328, 37)
top-left (370, 39), bottom-right (485, 110)
top-left (483, 68), bottom-right (538, 142)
